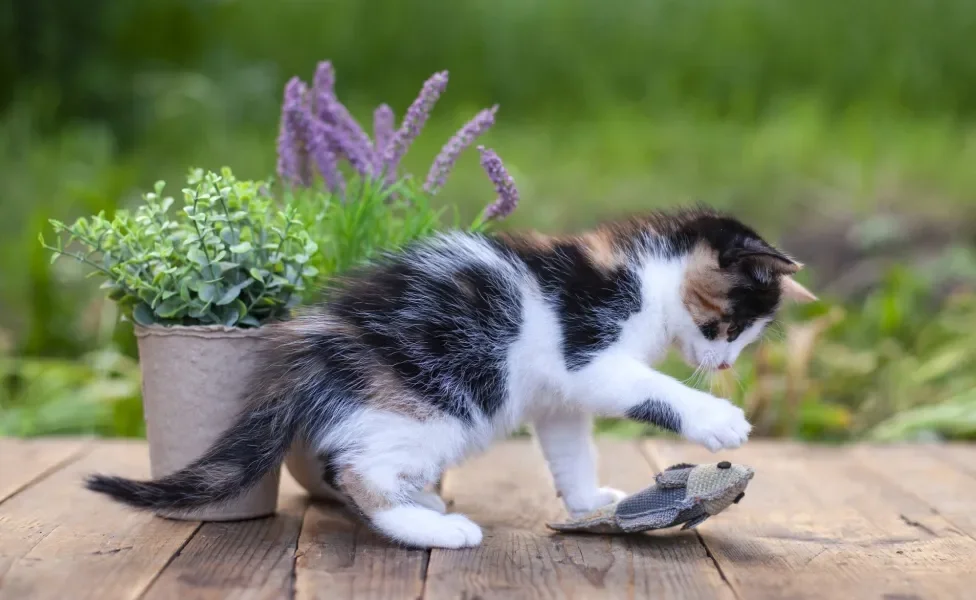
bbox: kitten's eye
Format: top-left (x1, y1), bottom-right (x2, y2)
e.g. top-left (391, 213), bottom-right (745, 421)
top-left (700, 321), bottom-right (719, 340)
top-left (726, 323), bottom-right (741, 342)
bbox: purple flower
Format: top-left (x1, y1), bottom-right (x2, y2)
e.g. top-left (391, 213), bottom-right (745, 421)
top-left (384, 71), bottom-right (449, 182)
top-left (312, 61), bottom-right (374, 178)
top-left (276, 77), bottom-right (312, 187)
top-left (478, 146), bottom-right (519, 221)
top-left (326, 116), bottom-right (374, 178)
top-left (307, 118), bottom-right (345, 194)
top-left (372, 104), bottom-right (395, 174)
top-left (423, 105), bottom-right (498, 194)
top-left (311, 61), bottom-right (336, 115)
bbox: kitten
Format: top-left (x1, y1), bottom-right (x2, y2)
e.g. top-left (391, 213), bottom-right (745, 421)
top-left (86, 207), bottom-right (816, 548)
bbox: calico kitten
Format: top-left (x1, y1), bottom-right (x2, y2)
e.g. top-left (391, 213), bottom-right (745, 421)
top-left (86, 207), bottom-right (816, 548)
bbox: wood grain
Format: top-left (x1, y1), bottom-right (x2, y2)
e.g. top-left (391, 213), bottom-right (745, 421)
top-left (0, 437), bottom-right (91, 504)
top-left (928, 442), bottom-right (976, 479)
top-left (3, 438), bottom-right (976, 599)
top-left (646, 439), bottom-right (976, 600)
top-left (142, 472), bottom-right (307, 600)
top-left (853, 443), bottom-right (976, 540)
top-left (293, 500), bottom-right (428, 600)
top-left (423, 439), bottom-right (733, 600)
top-left (0, 440), bottom-right (200, 600)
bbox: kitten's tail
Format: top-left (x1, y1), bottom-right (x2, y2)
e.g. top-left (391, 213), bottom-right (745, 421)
top-left (84, 397), bottom-right (298, 513)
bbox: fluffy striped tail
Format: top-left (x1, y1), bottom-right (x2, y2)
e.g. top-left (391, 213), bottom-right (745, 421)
top-left (85, 401), bottom-right (297, 512)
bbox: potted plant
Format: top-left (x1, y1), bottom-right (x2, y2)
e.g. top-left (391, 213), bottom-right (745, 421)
top-left (41, 167), bottom-right (320, 520)
top-left (272, 60), bottom-right (520, 499)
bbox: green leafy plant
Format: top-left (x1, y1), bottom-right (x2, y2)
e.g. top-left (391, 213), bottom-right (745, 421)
top-left (288, 176), bottom-right (489, 288)
top-left (41, 167), bottom-right (320, 328)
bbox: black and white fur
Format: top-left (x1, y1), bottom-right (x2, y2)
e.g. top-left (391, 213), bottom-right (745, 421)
top-left (86, 208), bottom-right (816, 548)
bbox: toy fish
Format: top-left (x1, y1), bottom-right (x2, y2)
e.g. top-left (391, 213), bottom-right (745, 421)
top-left (547, 461), bottom-right (754, 534)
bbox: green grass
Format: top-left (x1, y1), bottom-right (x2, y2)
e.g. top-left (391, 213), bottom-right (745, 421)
top-left (10, 0), bottom-right (976, 127)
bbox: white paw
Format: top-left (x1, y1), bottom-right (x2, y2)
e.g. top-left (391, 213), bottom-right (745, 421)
top-left (565, 486), bottom-right (628, 516)
top-left (410, 490), bottom-right (447, 514)
top-left (681, 395), bottom-right (751, 452)
top-left (371, 506), bottom-right (483, 549)
top-left (442, 513), bottom-right (484, 546)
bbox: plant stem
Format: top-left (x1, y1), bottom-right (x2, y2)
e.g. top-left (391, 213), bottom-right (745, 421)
top-left (43, 245), bottom-right (116, 278)
top-left (190, 191), bottom-right (215, 266)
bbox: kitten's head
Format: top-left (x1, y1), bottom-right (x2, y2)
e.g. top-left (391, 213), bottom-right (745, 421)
top-left (661, 210), bottom-right (817, 371)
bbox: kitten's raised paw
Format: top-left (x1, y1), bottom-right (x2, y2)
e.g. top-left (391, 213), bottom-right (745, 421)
top-left (371, 506), bottom-right (483, 549)
top-left (566, 486), bottom-right (628, 516)
top-left (682, 397), bottom-right (751, 452)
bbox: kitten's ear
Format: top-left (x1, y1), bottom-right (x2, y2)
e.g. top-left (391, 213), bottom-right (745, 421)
top-left (741, 251), bottom-right (801, 276)
top-left (721, 238), bottom-right (797, 267)
top-left (721, 244), bottom-right (801, 282)
top-left (781, 276), bottom-right (818, 303)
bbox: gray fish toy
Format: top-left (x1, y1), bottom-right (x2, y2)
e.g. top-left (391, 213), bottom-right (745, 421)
top-left (547, 461), bottom-right (754, 534)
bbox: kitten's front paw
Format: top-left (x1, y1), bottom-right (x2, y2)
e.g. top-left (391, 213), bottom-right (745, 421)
top-left (565, 487), bottom-right (627, 516)
top-left (682, 395), bottom-right (751, 452)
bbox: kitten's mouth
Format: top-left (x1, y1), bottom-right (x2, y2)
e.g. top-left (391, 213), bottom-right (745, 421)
top-left (678, 345), bottom-right (730, 372)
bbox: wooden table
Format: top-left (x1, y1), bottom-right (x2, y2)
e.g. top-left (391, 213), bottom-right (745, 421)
top-left (2, 438), bottom-right (975, 599)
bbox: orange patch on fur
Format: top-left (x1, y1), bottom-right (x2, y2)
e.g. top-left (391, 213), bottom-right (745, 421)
top-left (681, 244), bottom-right (731, 325)
top-left (498, 231), bottom-right (555, 254)
top-left (337, 468), bottom-right (393, 514)
top-left (365, 368), bottom-right (437, 421)
top-left (578, 230), bottom-right (627, 272)
top-left (282, 311), bottom-right (360, 339)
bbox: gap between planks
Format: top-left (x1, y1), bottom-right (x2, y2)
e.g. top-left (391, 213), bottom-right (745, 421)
top-left (0, 440), bottom-right (201, 600)
top-left (0, 437), bottom-right (95, 506)
top-left (636, 443), bottom-right (742, 600)
top-left (644, 440), bottom-right (976, 600)
top-left (138, 471), bottom-right (307, 600)
top-left (6, 438), bottom-right (976, 600)
top-left (424, 438), bottom-right (735, 600)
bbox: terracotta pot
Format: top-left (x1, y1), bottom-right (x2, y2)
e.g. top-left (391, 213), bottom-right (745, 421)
top-left (135, 324), bottom-right (281, 521)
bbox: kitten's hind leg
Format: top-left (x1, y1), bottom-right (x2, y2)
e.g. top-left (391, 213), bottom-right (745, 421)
top-left (372, 506), bottom-right (481, 548)
top-left (336, 466), bottom-right (480, 548)
top-left (326, 412), bottom-right (482, 548)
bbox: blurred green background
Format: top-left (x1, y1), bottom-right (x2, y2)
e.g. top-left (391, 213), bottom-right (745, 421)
top-left (3, 0), bottom-right (976, 441)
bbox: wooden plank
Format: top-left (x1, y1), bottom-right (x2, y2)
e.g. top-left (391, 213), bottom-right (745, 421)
top-left (0, 441), bottom-right (200, 600)
top-left (0, 438), bottom-right (91, 504)
top-left (423, 439), bottom-right (734, 600)
top-left (645, 440), bottom-right (976, 600)
top-left (854, 443), bottom-right (976, 540)
top-left (597, 440), bottom-right (736, 600)
top-left (928, 443), bottom-right (976, 479)
top-left (293, 494), bottom-right (428, 599)
top-left (142, 471), bottom-right (308, 600)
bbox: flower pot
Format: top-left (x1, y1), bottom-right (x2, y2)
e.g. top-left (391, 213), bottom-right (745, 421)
top-left (135, 324), bottom-right (281, 521)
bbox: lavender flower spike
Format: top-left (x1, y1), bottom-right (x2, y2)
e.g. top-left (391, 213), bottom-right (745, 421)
top-left (307, 117), bottom-right (345, 195)
top-left (276, 77), bottom-right (312, 187)
top-left (313, 61), bottom-right (375, 177)
top-left (312, 61), bottom-right (336, 112)
top-left (478, 145), bottom-right (519, 220)
top-left (424, 105), bottom-right (498, 194)
top-left (372, 104), bottom-right (395, 174)
top-left (384, 70), bottom-right (449, 182)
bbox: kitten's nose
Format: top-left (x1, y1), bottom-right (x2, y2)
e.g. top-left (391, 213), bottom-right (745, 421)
top-left (717, 362), bottom-right (731, 370)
